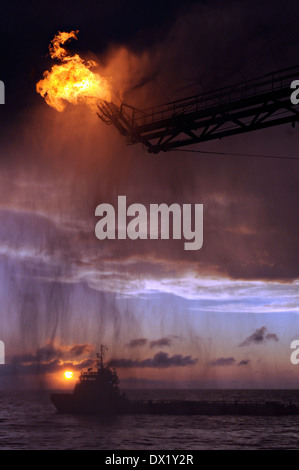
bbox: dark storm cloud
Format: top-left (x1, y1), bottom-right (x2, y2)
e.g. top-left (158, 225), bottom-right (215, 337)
top-left (237, 359), bottom-right (250, 366)
top-left (210, 357), bottom-right (251, 366)
top-left (127, 338), bottom-right (148, 348)
top-left (126, 336), bottom-right (178, 349)
top-left (10, 343), bottom-right (93, 364)
top-left (121, 0), bottom-right (299, 104)
top-left (149, 337), bottom-right (173, 349)
top-left (238, 327), bottom-right (279, 347)
top-left (69, 344), bottom-right (93, 356)
top-left (0, 358), bottom-right (94, 376)
top-left (108, 351), bottom-right (198, 368)
top-left (210, 357), bottom-right (236, 367)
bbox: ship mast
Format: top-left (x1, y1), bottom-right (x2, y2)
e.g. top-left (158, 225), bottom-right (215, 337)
top-left (97, 344), bottom-right (108, 370)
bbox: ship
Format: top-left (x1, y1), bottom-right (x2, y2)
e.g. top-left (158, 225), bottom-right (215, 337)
top-left (50, 346), bottom-right (299, 417)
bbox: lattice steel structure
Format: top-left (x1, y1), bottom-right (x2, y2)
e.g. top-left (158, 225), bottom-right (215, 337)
top-left (97, 66), bottom-right (299, 154)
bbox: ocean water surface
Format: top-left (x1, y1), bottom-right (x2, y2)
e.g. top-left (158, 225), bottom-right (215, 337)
top-left (0, 389), bottom-right (299, 450)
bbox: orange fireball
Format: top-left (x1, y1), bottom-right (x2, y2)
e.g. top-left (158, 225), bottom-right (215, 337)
top-left (36, 30), bottom-right (111, 111)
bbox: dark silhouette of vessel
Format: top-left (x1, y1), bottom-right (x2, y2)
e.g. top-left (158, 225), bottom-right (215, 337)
top-left (51, 346), bottom-right (299, 417)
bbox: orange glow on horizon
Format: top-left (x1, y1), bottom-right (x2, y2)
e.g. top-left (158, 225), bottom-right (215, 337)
top-left (36, 30), bottom-right (111, 111)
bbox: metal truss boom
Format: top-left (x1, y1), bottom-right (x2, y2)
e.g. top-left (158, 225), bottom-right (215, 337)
top-left (97, 66), bottom-right (299, 153)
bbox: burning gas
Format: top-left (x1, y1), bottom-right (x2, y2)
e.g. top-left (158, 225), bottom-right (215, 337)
top-left (36, 31), bottom-right (111, 111)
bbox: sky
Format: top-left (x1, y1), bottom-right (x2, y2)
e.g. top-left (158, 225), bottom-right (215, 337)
top-left (0, 0), bottom-right (299, 389)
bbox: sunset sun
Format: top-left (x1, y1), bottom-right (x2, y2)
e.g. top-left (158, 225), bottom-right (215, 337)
top-left (64, 371), bottom-right (73, 380)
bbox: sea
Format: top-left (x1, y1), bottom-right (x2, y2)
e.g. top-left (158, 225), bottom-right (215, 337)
top-left (1, 389), bottom-right (299, 450)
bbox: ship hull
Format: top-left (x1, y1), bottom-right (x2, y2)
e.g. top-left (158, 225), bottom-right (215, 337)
top-left (51, 392), bottom-right (125, 415)
top-left (50, 394), bottom-right (299, 416)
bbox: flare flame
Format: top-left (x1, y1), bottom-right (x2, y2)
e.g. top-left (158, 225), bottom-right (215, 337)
top-left (36, 31), bottom-right (111, 112)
